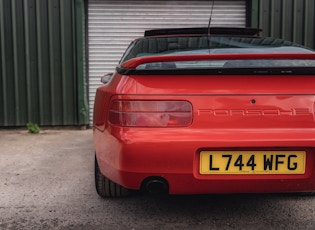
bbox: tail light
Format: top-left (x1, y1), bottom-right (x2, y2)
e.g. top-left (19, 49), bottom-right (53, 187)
top-left (109, 100), bottom-right (192, 127)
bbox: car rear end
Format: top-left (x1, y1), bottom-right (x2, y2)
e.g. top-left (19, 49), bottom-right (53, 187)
top-left (94, 31), bottom-right (315, 195)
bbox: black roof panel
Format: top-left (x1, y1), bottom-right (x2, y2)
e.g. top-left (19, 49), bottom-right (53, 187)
top-left (144, 27), bottom-right (262, 37)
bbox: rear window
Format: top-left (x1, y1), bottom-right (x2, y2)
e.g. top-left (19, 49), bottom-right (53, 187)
top-left (120, 35), bottom-right (314, 63)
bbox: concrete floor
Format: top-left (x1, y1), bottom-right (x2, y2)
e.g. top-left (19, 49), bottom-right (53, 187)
top-left (1, 129), bottom-right (315, 230)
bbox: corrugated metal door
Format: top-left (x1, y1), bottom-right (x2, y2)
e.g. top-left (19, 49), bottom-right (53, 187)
top-left (251, 0), bottom-right (315, 49)
top-left (88, 0), bottom-right (246, 122)
top-left (0, 0), bottom-right (88, 127)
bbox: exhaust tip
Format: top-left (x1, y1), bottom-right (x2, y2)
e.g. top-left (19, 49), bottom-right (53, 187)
top-left (143, 177), bottom-right (169, 195)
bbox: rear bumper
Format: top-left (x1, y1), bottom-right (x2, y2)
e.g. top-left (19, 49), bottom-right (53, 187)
top-left (94, 127), bottom-right (315, 194)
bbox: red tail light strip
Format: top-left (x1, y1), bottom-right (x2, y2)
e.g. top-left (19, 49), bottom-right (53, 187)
top-left (109, 100), bottom-right (193, 127)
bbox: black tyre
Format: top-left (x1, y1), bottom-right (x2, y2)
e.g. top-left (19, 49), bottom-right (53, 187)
top-left (95, 155), bottom-right (130, 198)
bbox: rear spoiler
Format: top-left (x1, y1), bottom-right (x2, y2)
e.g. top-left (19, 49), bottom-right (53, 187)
top-left (120, 53), bottom-right (315, 68)
top-left (117, 53), bottom-right (315, 75)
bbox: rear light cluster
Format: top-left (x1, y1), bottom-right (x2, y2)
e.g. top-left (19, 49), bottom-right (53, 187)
top-left (109, 100), bottom-right (192, 127)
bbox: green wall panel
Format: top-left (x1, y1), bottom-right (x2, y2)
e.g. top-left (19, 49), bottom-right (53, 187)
top-left (0, 0), bottom-right (88, 126)
top-left (251, 0), bottom-right (315, 49)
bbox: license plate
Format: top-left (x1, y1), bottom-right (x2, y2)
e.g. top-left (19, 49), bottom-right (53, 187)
top-left (200, 151), bottom-right (306, 174)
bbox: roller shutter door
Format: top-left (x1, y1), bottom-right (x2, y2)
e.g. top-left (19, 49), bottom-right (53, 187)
top-left (88, 0), bottom-right (246, 122)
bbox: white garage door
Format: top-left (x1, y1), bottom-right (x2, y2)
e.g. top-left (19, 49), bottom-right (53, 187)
top-left (88, 0), bottom-right (246, 122)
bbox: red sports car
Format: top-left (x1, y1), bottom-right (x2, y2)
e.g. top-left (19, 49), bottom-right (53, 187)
top-left (93, 27), bottom-right (315, 198)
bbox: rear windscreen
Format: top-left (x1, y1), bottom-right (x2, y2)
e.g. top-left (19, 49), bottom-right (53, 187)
top-left (120, 35), bottom-right (314, 64)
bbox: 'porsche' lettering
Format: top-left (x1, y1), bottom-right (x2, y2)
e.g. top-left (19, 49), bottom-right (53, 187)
top-left (198, 108), bottom-right (309, 116)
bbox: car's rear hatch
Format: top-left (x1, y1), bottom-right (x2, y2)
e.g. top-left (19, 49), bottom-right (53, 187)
top-left (118, 54), bottom-right (315, 130)
top-left (121, 74), bottom-right (315, 130)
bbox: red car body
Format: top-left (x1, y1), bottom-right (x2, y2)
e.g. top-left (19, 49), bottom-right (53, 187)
top-left (93, 28), bottom-right (315, 197)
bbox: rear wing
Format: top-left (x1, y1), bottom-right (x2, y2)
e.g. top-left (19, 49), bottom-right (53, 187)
top-left (117, 53), bottom-right (315, 75)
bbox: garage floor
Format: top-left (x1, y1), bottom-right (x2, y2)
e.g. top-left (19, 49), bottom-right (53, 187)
top-left (1, 129), bottom-right (315, 230)
top-left (0, 129), bottom-right (96, 229)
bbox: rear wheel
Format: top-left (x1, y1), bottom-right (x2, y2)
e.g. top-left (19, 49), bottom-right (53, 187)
top-left (95, 155), bottom-right (130, 198)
